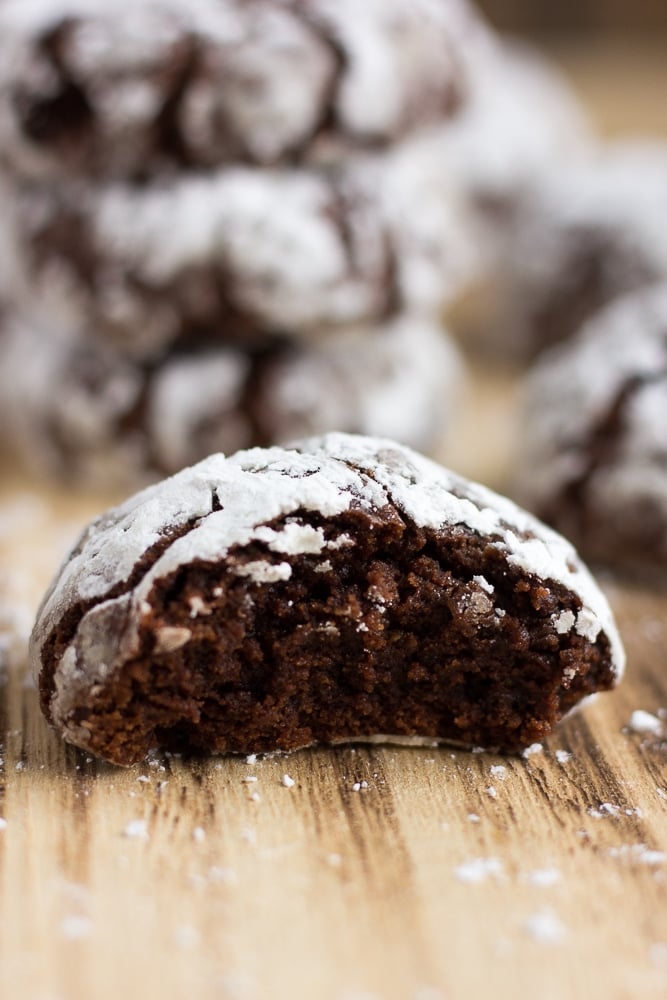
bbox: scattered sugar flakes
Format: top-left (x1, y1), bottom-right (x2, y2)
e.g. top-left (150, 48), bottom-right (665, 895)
top-left (122, 819), bottom-right (149, 840)
top-left (489, 765), bottom-right (506, 780)
top-left (523, 909), bottom-right (566, 944)
top-left (587, 803), bottom-right (642, 820)
top-left (526, 868), bottom-right (562, 888)
top-left (245, 754), bottom-right (257, 765)
top-left (281, 774), bottom-right (295, 788)
top-left (608, 844), bottom-right (666, 866)
top-left (454, 857), bottom-right (504, 884)
top-left (588, 803), bottom-right (620, 819)
top-left (352, 781), bottom-right (369, 792)
top-left (242, 775), bottom-right (258, 783)
top-left (628, 710), bottom-right (663, 736)
top-left (60, 915), bottom-right (93, 941)
top-left (467, 813), bottom-right (480, 824)
top-left (250, 791), bottom-right (261, 803)
top-left (136, 775), bottom-right (150, 784)
top-left (0, 818), bottom-right (6, 831)
top-left (555, 750), bottom-right (572, 764)
top-left (192, 827), bottom-right (206, 844)
top-left (486, 786), bottom-right (497, 799)
top-left (522, 743), bottom-right (543, 760)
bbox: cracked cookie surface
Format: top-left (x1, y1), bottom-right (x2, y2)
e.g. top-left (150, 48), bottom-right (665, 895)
top-left (0, 0), bottom-right (476, 181)
top-left (7, 145), bottom-right (473, 357)
top-left (31, 433), bottom-right (624, 765)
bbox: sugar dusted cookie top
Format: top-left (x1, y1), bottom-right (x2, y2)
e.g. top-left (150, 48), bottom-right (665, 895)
top-left (0, 0), bottom-right (477, 180)
top-left (33, 434), bottom-right (620, 645)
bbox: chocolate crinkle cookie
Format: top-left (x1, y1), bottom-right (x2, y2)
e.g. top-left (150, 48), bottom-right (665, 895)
top-left (517, 284), bottom-right (667, 579)
top-left (0, 314), bottom-right (462, 487)
top-left (437, 39), bottom-right (589, 225)
top-left (9, 149), bottom-right (473, 359)
top-left (0, 0), bottom-right (475, 181)
top-left (493, 142), bottom-right (667, 360)
top-left (31, 433), bottom-right (624, 766)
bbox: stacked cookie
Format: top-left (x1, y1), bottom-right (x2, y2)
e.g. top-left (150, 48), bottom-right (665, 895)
top-left (0, 0), bottom-right (487, 488)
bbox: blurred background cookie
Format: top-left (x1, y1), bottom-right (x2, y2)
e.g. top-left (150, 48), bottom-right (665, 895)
top-left (516, 284), bottom-right (667, 578)
top-left (0, 0), bottom-right (479, 181)
top-left (6, 152), bottom-right (473, 360)
top-left (0, 311), bottom-right (463, 487)
top-left (483, 142), bottom-right (667, 361)
top-left (0, 0), bottom-right (504, 488)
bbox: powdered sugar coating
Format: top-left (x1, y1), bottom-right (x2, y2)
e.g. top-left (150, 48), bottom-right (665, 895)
top-left (11, 166), bottom-right (387, 355)
top-left (497, 141), bottom-right (667, 357)
top-left (438, 40), bottom-right (590, 210)
top-left (31, 433), bottom-right (625, 736)
top-left (517, 283), bottom-right (667, 573)
top-left (256, 315), bottom-right (464, 454)
top-left (0, 0), bottom-right (476, 180)
top-left (9, 148), bottom-right (473, 358)
top-left (0, 312), bottom-right (463, 487)
top-left (0, 315), bottom-right (252, 487)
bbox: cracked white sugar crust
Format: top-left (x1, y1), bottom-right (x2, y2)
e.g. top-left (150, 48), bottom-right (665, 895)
top-left (30, 433), bottom-right (625, 734)
top-left (9, 137), bottom-right (475, 360)
top-left (0, 0), bottom-right (479, 180)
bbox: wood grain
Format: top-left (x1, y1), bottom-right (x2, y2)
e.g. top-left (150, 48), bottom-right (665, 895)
top-left (2, 569), bottom-right (667, 1000)
top-left (2, 44), bottom-right (667, 1000)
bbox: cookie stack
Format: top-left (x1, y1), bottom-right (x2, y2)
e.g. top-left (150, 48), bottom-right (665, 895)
top-left (0, 0), bottom-right (488, 488)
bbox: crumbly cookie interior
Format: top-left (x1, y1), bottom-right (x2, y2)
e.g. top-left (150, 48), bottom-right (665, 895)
top-left (41, 506), bottom-right (614, 766)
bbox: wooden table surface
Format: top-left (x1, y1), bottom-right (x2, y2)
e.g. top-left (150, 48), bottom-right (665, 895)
top-left (2, 41), bottom-right (667, 1000)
